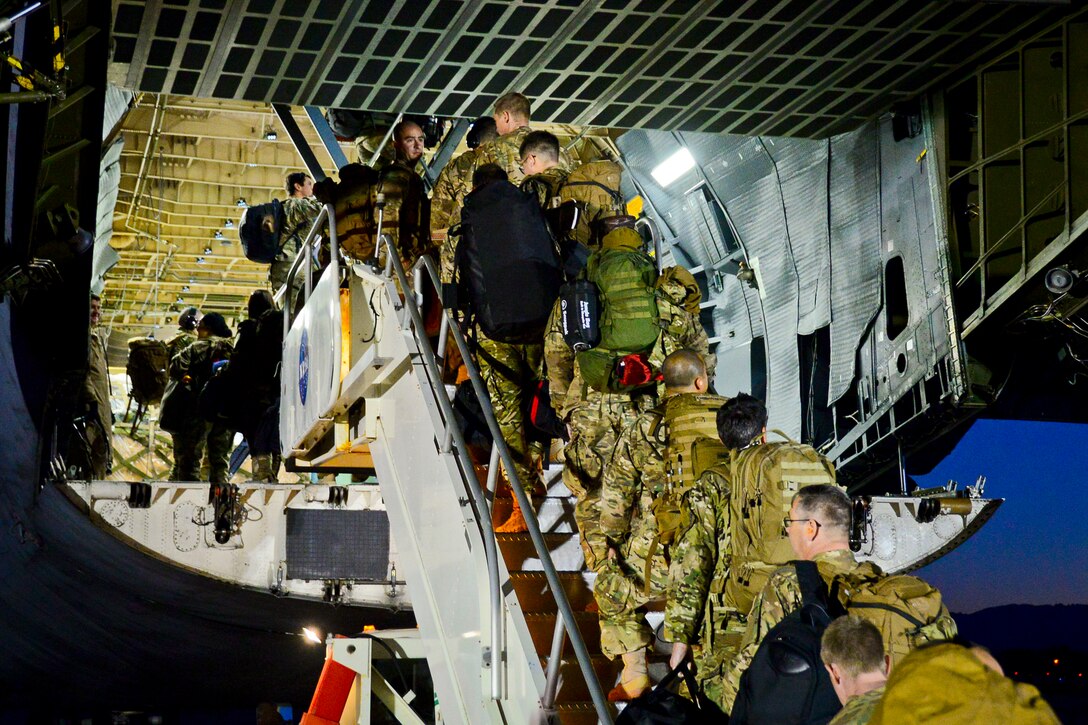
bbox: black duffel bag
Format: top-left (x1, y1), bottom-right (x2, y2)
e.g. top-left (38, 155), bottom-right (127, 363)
top-left (615, 661), bottom-right (719, 725)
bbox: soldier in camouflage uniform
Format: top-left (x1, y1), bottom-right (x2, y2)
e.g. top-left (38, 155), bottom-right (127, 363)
top-left (72, 294), bottom-right (113, 479)
top-left (719, 485), bottom-right (872, 712)
top-left (594, 350), bottom-right (720, 701)
top-left (475, 131), bottom-right (568, 533)
top-left (377, 123), bottom-right (432, 286)
top-left (271, 172), bottom-right (323, 300)
top-left (821, 615), bottom-right (889, 725)
top-left (430, 116), bottom-right (497, 235)
top-left (438, 93), bottom-right (573, 283)
top-left (166, 307), bottom-right (201, 481)
top-left (664, 393), bottom-right (767, 710)
top-left (169, 313), bottom-right (235, 483)
top-left (547, 253), bottom-right (715, 573)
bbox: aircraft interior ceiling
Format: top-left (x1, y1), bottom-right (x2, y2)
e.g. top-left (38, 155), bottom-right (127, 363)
top-left (109, 0), bottom-right (1072, 138)
top-left (99, 1), bottom-right (1080, 347)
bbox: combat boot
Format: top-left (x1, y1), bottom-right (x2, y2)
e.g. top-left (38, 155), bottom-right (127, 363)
top-left (252, 453), bottom-right (275, 482)
top-left (607, 650), bottom-right (650, 701)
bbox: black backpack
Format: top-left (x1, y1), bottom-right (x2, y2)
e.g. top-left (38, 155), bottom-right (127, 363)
top-left (453, 180), bottom-right (563, 343)
top-left (730, 561), bottom-right (844, 725)
top-left (239, 199), bottom-right (306, 264)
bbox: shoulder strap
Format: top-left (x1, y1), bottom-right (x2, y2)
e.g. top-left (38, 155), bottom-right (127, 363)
top-left (561, 178), bottom-right (624, 203)
top-left (474, 343), bottom-right (524, 384)
top-left (764, 429), bottom-right (800, 445)
top-left (794, 560), bottom-right (828, 609)
top-left (278, 216), bottom-right (310, 256)
top-left (847, 601), bottom-right (926, 628)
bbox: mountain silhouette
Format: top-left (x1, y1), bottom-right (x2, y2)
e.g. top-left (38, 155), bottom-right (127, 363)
top-left (953, 604), bottom-right (1088, 652)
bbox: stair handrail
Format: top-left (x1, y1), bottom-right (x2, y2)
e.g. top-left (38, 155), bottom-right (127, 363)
top-left (397, 249), bottom-right (612, 724)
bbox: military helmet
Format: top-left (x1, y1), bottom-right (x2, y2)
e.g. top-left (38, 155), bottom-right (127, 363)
top-left (178, 306), bottom-right (201, 331)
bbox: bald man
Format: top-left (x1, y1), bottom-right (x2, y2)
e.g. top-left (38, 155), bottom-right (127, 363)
top-left (391, 120), bottom-right (426, 167)
top-left (594, 350), bottom-right (728, 701)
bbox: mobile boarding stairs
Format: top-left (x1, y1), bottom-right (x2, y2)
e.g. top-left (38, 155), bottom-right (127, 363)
top-left (61, 204), bottom-right (1001, 724)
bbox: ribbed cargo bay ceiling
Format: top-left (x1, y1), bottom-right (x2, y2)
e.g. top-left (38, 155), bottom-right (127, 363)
top-left (109, 0), bottom-right (1072, 139)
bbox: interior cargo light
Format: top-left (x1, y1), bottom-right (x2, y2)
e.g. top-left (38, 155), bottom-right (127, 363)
top-left (224, 219), bottom-right (234, 228)
top-left (651, 147), bottom-right (696, 187)
top-left (302, 627), bottom-right (323, 644)
top-left (236, 198), bottom-right (247, 207)
top-left (214, 231), bottom-right (224, 240)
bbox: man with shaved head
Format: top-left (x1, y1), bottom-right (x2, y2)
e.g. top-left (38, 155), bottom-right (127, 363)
top-left (594, 350), bottom-right (727, 700)
top-left (380, 120), bottom-right (431, 280)
top-left (391, 120), bottom-right (426, 167)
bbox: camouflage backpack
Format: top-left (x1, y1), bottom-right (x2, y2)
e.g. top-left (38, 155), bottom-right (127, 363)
top-left (313, 163), bottom-right (379, 260)
top-left (835, 561), bottom-right (958, 665)
top-left (574, 226), bottom-right (660, 392)
top-left (722, 433), bottom-right (840, 614)
top-left (126, 337), bottom-right (169, 405)
top-left (558, 160), bottom-right (624, 246)
top-left (644, 391), bottom-right (729, 591)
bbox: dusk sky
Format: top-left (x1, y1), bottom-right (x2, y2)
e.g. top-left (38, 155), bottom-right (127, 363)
top-left (913, 419), bottom-right (1088, 613)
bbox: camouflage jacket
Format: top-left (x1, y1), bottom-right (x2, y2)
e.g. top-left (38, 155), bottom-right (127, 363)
top-left (170, 336), bottom-right (234, 387)
top-left (830, 685), bottom-right (884, 725)
top-left (724, 549), bottom-right (863, 700)
top-left (165, 330), bottom-right (197, 377)
top-left (474, 126), bottom-right (575, 187)
top-left (599, 406), bottom-right (667, 544)
top-left (431, 148), bottom-right (478, 233)
top-left (439, 129), bottom-right (526, 285)
top-left (663, 466), bottom-right (732, 644)
top-left (281, 195), bottom-right (323, 258)
top-left (378, 160), bottom-right (433, 273)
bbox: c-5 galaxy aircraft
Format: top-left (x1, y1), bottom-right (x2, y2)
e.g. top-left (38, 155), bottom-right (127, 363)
top-left (2, 1), bottom-right (1085, 722)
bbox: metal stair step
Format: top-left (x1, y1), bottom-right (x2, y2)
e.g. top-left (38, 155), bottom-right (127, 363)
top-left (496, 531), bottom-right (584, 572)
top-left (508, 570), bottom-right (596, 613)
top-left (552, 654), bottom-right (622, 704)
top-left (493, 496), bottom-right (577, 534)
top-left (553, 701), bottom-right (616, 725)
top-left (552, 653), bottom-right (675, 704)
top-left (523, 611), bottom-right (602, 655)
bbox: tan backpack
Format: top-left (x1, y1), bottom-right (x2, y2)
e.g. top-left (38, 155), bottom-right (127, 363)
top-left (835, 561), bottom-right (958, 665)
top-left (643, 392), bottom-right (729, 591)
top-left (559, 160), bottom-right (624, 247)
top-left (722, 433), bottom-right (839, 613)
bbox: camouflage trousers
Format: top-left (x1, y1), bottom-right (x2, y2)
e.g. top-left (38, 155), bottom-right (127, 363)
top-left (562, 396), bottom-right (645, 572)
top-left (475, 332), bottom-right (543, 493)
top-left (696, 602), bottom-right (747, 712)
top-left (172, 421), bottom-right (234, 483)
top-left (593, 538), bottom-right (669, 659)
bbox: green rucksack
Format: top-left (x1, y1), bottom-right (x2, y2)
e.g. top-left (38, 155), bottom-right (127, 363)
top-left (643, 392), bottom-right (729, 591)
top-left (721, 433), bottom-right (841, 614)
top-left (575, 226), bottom-right (660, 392)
